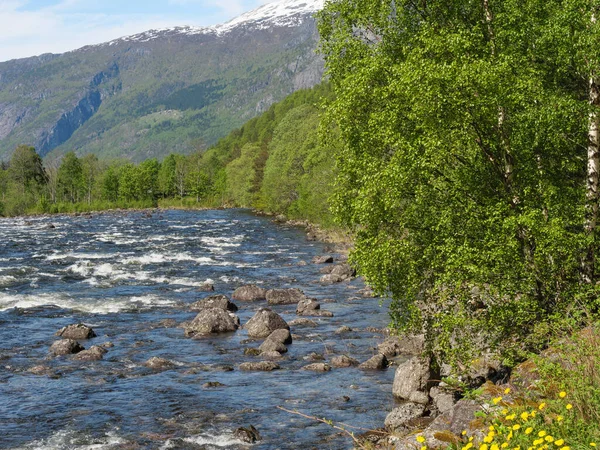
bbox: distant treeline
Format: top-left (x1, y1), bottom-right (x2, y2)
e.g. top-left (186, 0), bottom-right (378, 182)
top-left (0, 83), bottom-right (337, 225)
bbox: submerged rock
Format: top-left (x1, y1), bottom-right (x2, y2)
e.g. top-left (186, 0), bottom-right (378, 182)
top-left (244, 308), bottom-right (289, 338)
top-left (198, 283), bottom-right (215, 292)
top-left (302, 363), bottom-right (331, 372)
top-left (190, 295), bottom-right (238, 312)
top-left (266, 288), bottom-right (307, 305)
top-left (312, 255), bottom-right (334, 264)
top-left (330, 355), bottom-right (359, 368)
top-left (203, 381), bottom-right (226, 388)
top-left (296, 298), bottom-right (320, 315)
top-left (55, 323), bottom-right (96, 340)
top-left (144, 357), bottom-right (176, 370)
top-left (232, 285), bottom-right (267, 301)
top-left (183, 308), bottom-right (239, 336)
top-left (288, 318), bottom-right (317, 327)
top-left (234, 425), bottom-right (261, 443)
top-left (50, 339), bottom-right (84, 356)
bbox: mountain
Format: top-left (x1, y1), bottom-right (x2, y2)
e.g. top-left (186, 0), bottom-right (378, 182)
top-left (0, 0), bottom-right (324, 162)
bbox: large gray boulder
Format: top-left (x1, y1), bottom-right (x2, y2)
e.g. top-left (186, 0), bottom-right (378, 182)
top-left (384, 402), bottom-right (427, 430)
top-left (50, 339), bottom-right (84, 356)
top-left (244, 308), bottom-right (289, 338)
top-left (259, 340), bottom-right (287, 354)
top-left (183, 308), bottom-right (239, 336)
top-left (55, 324), bottom-right (96, 340)
top-left (266, 288), bottom-right (307, 305)
top-left (378, 335), bottom-right (425, 357)
top-left (190, 294), bottom-right (238, 312)
top-left (232, 285), bottom-right (267, 301)
top-left (265, 328), bottom-right (292, 345)
top-left (392, 356), bottom-right (436, 404)
top-left (320, 263), bottom-right (356, 283)
top-left (359, 354), bottom-right (388, 370)
top-left (73, 345), bottom-right (107, 361)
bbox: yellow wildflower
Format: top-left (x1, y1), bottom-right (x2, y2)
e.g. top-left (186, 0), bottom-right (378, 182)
top-left (505, 387), bottom-right (511, 394)
top-left (545, 436), bottom-right (554, 443)
top-left (539, 431), bottom-right (547, 437)
top-left (513, 424), bottom-right (521, 431)
top-left (525, 427), bottom-right (533, 435)
top-left (506, 414), bottom-right (516, 421)
top-left (539, 402), bottom-right (546, 410)
top-left (533, 440), bottom-right (543, 446)
top-left (520, 412), bottom-right (529, 421)
top-left (421, 447), bottom-right (427, 450)
top-left (491, 445), bottom-right (499, 450)
top-left (416, 436), bottom-right (426, 443)
top-left (566, 404), bottom-right (573, 410)
top-left (480, 445), bottom-right (489, 450)
top-left (462, 430), bottom-right (467, 436)
top-left (591, 444), bottom-right (597, 448)
top-left (559, 391), bottom-right (567, 398)
top-left (493, 397), bottom-right (503, 405)
top-left (555, 440), bottom-right (564, 446)
top-left (556, 415), bottom-right (563, 422)
top-left (560, 447), bottom-right (570, 450)
top-left (501, 444), bottom-right (509, 449)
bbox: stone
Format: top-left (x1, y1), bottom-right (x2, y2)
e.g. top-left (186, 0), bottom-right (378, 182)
top-left (335, 326), bottom-right (353, 334)
top-left (301, 309), bottom-right (334, 318)
top-left (303, 352), bottom-right (325, 361)
top-left (319, 266), bottom-right (335, 274)
top-left (312, 255), bottom-right (334, 264)
top-left (430, 386), bottom-right (457, 414)
top-left (203, 381), bottom-right (225, 388)
top-left (320, 273), bottom-right (344, 284)
top-left (233, 425), bottom-right (261, 443)
top-left (239, 361), bottom-right (279, 371)
top-left (50, 339), bottom-right (84, 356)
top-left (302, 363), bottom-right (331, 372)
top-left (392, 356), bottom-right (436, 404)
top-left (266, 288), bottom-right (307, 305)
top-left (73, 345), bottom-right (107, 361)
top-left (359, 354), bottom-right (388, 370)
top-left (261, 351), bottom-right (283, 360)
top-left (244, 308), bottom-right (289, 338)
top-left (244, 348), bottom-right (261, 356)
top-left (378, 335), bottom-right (425, 357)
top-left (144, 357), bottom-right (175, 370)
top-left (198, 283), bottom-right (215, 292)
top-left (296, 298), bottom-right (320, 315)
top-left (330, 355), bottom-right (359, 368)
top-left (55, 323), bottom-right (96, 340)
top-left (183, 308), bottom-right (239, 336)
top-left (232, 285), bottom-right (267, 301)
top-left (259, 340), bottom-right (287, 354)
top-left (265, 328), bottom-right (292, 345)
top-left (190, 294), bottom-right (238, 312)
top-left (331, 263), bottom-right (356, 279)
top-left (384, 402), bottom-right (427, 430)
top-left (288, 318), bottom-right (317, 327)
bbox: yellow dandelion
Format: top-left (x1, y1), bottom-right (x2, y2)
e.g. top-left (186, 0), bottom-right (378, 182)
top-left (525, 427), bottom-right (533, 434)
top-left (556, 415), bottom-right (563, 422)
top-left (484, 436), bottom-right (493, 444)
top-left (566, 404), bottom-right (573, 410)
top-left (545, 436), bottom-right (554, 443)
top-left (480, 445), bottom-right (489, 450)
top-left (555, 440), bottom-right (564, 446)
top-left (531, 411), bottom-right (536, 418)
top-left (421, 447), bottom-right (427, 450)
top-left (539, 431), bottom-right (547, 437)
top-left (560, 447), bottom-right (570, 450)
top-left (502, 409), bottom-right (509, 415)
top-left (520, 412), bottom-right (529, 421)
top-left (491, 445), bottom-right (499, 450)
top-left (533, 440), bottom-right (543, 446)
top-left (463, 443), bottom-right (473, 450)
top-left (489, 426), bottom-right (495, 432)
top-left (539, 402), bottom-right (546, 410)
top-left (513, 424), bottom-right (521, 431)
top-left (506, 414), bottom-right (516, 421)
top-left (501, 444), bottom-right (509, 449)
top-left (493, 397), bottom-right (503, 405)
top-left (416, 436), bottom-right (426, 443)
top-left (559, 391), bottom-right (566, 398)
top-left (505, 387), bottom-right (511, 394)
top-left (591, 444), bottom-right (597, 448)
top-left (462, 430), bottom-right (468, 436)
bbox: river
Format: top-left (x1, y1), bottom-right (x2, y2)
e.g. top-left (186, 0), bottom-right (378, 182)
top-left (0, 209), bottom-right (395, 449)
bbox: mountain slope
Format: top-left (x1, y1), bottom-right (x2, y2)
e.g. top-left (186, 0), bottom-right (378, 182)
top-left (0, 0), bottom-right (324, 162)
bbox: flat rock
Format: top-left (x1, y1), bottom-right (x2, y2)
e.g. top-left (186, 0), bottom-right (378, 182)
top-left (330, 355), bottom-right (359, 368)
top-left (265, 328), bottom-right (292, 345)
top-left (359, 354), bottom-right (388, 370)
top-left (244, 308), bottom-right (289, 338)
top-left (239, 361), bottom-right (280, 371)
top-left (50, 339), bottom-right (84, 356)
top-left (302, 363), bottom-right (331, 372)
top-left (384, 402), bottom-right (427, 431)
top-left (232, 285), bottom-right (267, 301)
top-left (266, 288), bottom-right (307, 305)
top-left (55, 323), bottom-right (96, 340)
top-left (190, 295), bottom-right (238, 312)
top-left (73, 345), bottom-right (107, 361)
top-left (183, 308), bottom-right (239, 336)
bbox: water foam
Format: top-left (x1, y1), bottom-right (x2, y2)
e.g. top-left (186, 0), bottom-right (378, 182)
top-left (14, 429), bottom-right (126, 449)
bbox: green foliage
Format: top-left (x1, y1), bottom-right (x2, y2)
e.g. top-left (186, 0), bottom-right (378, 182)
top-left (317, 0), bottom-right (600, 365)
top-left (57, 151), bottom-right (84, 203)
top-left (225, 143), bottom-right (262, 207)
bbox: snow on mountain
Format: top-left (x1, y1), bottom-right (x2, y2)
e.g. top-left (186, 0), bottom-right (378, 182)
top-left (107, 0), bottom-right (324, 46)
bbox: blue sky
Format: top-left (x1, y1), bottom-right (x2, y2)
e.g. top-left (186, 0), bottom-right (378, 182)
top-left (0, 0), bottom-right (267, 62)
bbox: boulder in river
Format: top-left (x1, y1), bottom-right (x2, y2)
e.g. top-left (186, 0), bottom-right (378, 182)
top-left (288, 318), bottom-right (317, 327)
top-left (302, 363), bottom-right (331, 372)
top-left (359, 354), bottom-right (388, 370)
top-left (55, 323), bottom-right (96, 340)
top-left (234, 425), bottom-right (261, 443)
top-left (239, 361), bottom-right (280, 371)
top-left (330, 355), bottom-right (359, 368)
top-left (190, 294), bottom-right (238, 312)
top-left (259, 339), bottom-right (287, 354)
top-left (265, 328), bottom-right (292, 345)
top-left (232, 285), bottom-right (267, 301)
top-left (144, 357), bottom-right (176, 370)
top-left (261, 351), bottom-right (284, 360)
top-left (183, 308), bottom-right (239, 336)
top-left (320, 263), bottom-right (356, 283)
top-left (244, 308), bottom-right (289, 338)
top-left (296, 298), bottom-right (320, 315)
top-left (50, 339), bottom-right (84, 356)
top-left (198, 283), bottom-right (215, 292)
top-left (73, 345), bottom-right (107, 361)
top-left (266, 288), bottom-right (307, 305)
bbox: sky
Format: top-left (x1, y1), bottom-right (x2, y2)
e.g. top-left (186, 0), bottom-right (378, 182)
top-left (0, 0), bottom-right (267, 62)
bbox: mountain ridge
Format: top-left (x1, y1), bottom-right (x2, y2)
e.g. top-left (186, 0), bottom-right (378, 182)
top-left (0, 0), bottom-right (325, 162)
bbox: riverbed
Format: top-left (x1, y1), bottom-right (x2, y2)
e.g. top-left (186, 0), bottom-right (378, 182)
top-left (0, 209), bottom-right (395, 449)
